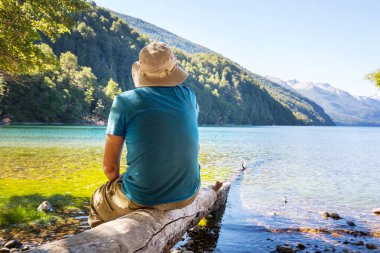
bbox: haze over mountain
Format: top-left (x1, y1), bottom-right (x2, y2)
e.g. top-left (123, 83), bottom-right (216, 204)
top-left (114, 12), bottom-right (213, 54)
top-left (266, 76), bottom-right (380, 126)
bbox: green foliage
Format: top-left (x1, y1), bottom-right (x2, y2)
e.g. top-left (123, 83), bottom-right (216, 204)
top-left (1, 53), bottom-right (97, 123)
top-left (367, 69), bottom-right (380, 88)
top-left (47, 6), bottom-right (148, 88)
top-left (103, 78), bottom-right (121, 99)
top-left (0, 205), bottom-right (48, 227)
top-left (0, 0), bottom-right (87, 77)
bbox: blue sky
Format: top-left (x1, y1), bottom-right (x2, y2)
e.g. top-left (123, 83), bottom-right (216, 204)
top-left (94, 0), bottom-right (380, 96)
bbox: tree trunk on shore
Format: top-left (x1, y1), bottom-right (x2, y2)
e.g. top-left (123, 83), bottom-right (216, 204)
top-left (28, 182), bottom-right (231, 253)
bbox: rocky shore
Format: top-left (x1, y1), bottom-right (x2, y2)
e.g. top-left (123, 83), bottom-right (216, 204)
top-left (1, 204), bottom-right (379, 252)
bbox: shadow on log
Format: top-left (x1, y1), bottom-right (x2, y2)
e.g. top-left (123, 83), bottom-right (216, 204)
top-left (28, 182), bottom-right (231, 253)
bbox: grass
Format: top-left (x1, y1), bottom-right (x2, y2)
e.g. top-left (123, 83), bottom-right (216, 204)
top-left (0, 146), bottom-right (232, 228)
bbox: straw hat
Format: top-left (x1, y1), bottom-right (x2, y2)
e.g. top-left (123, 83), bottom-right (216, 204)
top-left (132, 41), bottom-right (189, 87)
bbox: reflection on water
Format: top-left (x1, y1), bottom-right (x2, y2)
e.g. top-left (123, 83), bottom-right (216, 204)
top-left (199, 127), bottom-right (380, 252)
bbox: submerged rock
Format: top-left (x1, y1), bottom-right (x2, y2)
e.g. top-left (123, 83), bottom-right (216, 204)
top-left (329, 213), bottom-right (342, 220)
top-left (322, 212), bottom-right (342, 220)
top-left (366, 243), bottom-right (378, 250)
top-left (296, 243), bottom-right (306, 250)
top-left (37, 201), bottom-right (54, 212)
top-left (276, 245), bottom-right (294, 253)
top-left (373, 208), bottom-right (380, 215)
top-left (346, 220), bottom-right (356, 227)
top-left (351, 241), bottom-right (364, 246)
top-left (0, 248), bottom-right (10, 253)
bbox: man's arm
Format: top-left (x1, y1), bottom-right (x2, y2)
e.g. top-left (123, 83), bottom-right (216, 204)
top-left (103, 134), bottom-right (125, 182)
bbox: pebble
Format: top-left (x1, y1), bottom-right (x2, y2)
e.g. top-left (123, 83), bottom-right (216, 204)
top-left (37, 201), bottom-right (54, 212)
top-left (4, 240), bottom-right (21, 249)
top-left (296, 243), bottom-right (306, 250)
top-left (0, 248), bottom-right (10, 253)
top-left (330, 213), bottom-right (342, 220)
top-left (275, 245), bottom-right (295, 253)
top-left (366, 243), bottom-right (378, 250)
top-left (183, 251), bottom-right (193, 253)
top-left (22, 245), bottom-right (30, 251)
top-left (373, 208), bottom-right (380, 215)
top-left (351, 241), bottom-right (364, 246)
top-left (322, 212), bottom-right (342, 219)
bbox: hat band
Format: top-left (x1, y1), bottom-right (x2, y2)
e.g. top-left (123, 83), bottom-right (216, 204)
top-left (140, 64), bottom-right (177, 78)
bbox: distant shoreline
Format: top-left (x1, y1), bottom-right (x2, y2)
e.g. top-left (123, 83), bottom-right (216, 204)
top-left (2, 122), bottom-right (380, 127)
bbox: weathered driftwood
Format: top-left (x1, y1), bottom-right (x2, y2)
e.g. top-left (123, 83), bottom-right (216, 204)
top-left (28, 182), bottom-right (231, 253)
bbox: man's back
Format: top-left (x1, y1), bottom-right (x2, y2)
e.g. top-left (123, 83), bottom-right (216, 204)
top-left (106, 85), bottom-right (200, 206)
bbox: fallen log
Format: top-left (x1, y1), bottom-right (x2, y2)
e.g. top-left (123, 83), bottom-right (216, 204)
top-left (28, 182), bottom-right (231, 253)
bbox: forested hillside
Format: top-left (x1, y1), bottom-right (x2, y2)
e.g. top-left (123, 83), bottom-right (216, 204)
top-left (117, 11), bottom-right (334, 126)
top-left (1, 4), bottom-right (307, 125)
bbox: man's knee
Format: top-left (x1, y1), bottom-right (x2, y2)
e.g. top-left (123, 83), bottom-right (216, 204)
top-left (88, 179), bottom-right (138, 227)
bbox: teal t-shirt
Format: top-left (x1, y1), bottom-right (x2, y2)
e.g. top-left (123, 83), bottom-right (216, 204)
top-left (106, 85), bottom-right (200, 206)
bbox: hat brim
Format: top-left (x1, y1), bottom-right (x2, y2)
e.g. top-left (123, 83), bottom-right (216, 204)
top-left (132, 62), bottom-right (189, 88)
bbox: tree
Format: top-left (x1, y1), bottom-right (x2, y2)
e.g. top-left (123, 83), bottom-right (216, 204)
top-left (0, 0), bottom-right (87, 78)
top-left (367, 69), bottom-right (380, 88)
top-left (103, 78), bottom-right (122, 100)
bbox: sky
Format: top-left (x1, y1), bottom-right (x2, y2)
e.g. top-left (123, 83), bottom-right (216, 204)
top-left (94, 0), bottom-right (380, 96)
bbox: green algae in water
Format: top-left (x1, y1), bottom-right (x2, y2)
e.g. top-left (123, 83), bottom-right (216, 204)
top-left (0, 144), bottom-right (232, 227)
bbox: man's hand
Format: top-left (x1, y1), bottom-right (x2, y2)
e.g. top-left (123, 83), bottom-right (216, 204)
top-left (103, 134), bottom-right (125, 182)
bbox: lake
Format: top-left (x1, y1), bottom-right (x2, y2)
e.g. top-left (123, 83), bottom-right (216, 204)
top-left (0, 125), bottom-right (379, 252)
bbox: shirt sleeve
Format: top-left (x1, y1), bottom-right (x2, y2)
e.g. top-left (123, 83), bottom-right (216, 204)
top-left (106, 95), bottom-right (127, 137)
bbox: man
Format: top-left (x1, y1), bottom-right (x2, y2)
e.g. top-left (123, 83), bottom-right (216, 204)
top-left (88, 41), bottom-right (200, 228)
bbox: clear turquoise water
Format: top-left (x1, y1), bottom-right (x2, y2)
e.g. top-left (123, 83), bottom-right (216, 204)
top-left (202, 127), bottom-right (380, 252)
top-left (1, 125), bottom-right (379, 251)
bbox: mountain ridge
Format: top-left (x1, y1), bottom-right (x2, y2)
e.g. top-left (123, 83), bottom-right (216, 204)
top-left (266, 76), bottom-right (380, 126)
top-left (113, 11), bottom-right (213, 54)
top-left (113, 10), bottom-right (334, 126)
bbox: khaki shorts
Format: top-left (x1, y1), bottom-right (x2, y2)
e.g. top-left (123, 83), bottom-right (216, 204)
top-left (88, 174), bottom-right (199, 228)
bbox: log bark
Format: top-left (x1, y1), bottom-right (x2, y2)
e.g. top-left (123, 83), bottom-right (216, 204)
top-left (28, 182), bottom-right (231, 253)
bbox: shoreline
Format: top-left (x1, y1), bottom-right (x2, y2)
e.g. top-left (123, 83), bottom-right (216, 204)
top-left (3, 122), bottom-right (380, 128)
top-left (1, 207), bottom-right (379, 252)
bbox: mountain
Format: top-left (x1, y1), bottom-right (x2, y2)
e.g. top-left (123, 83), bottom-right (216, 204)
top-left (113, 12), bottom-right (213, 54)
top-left (251, 74), bottom-right (334, 125)
top-left (113, 11), bottom-right (334, 126)
top-left (266, 76), bottom-right (380, 126)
